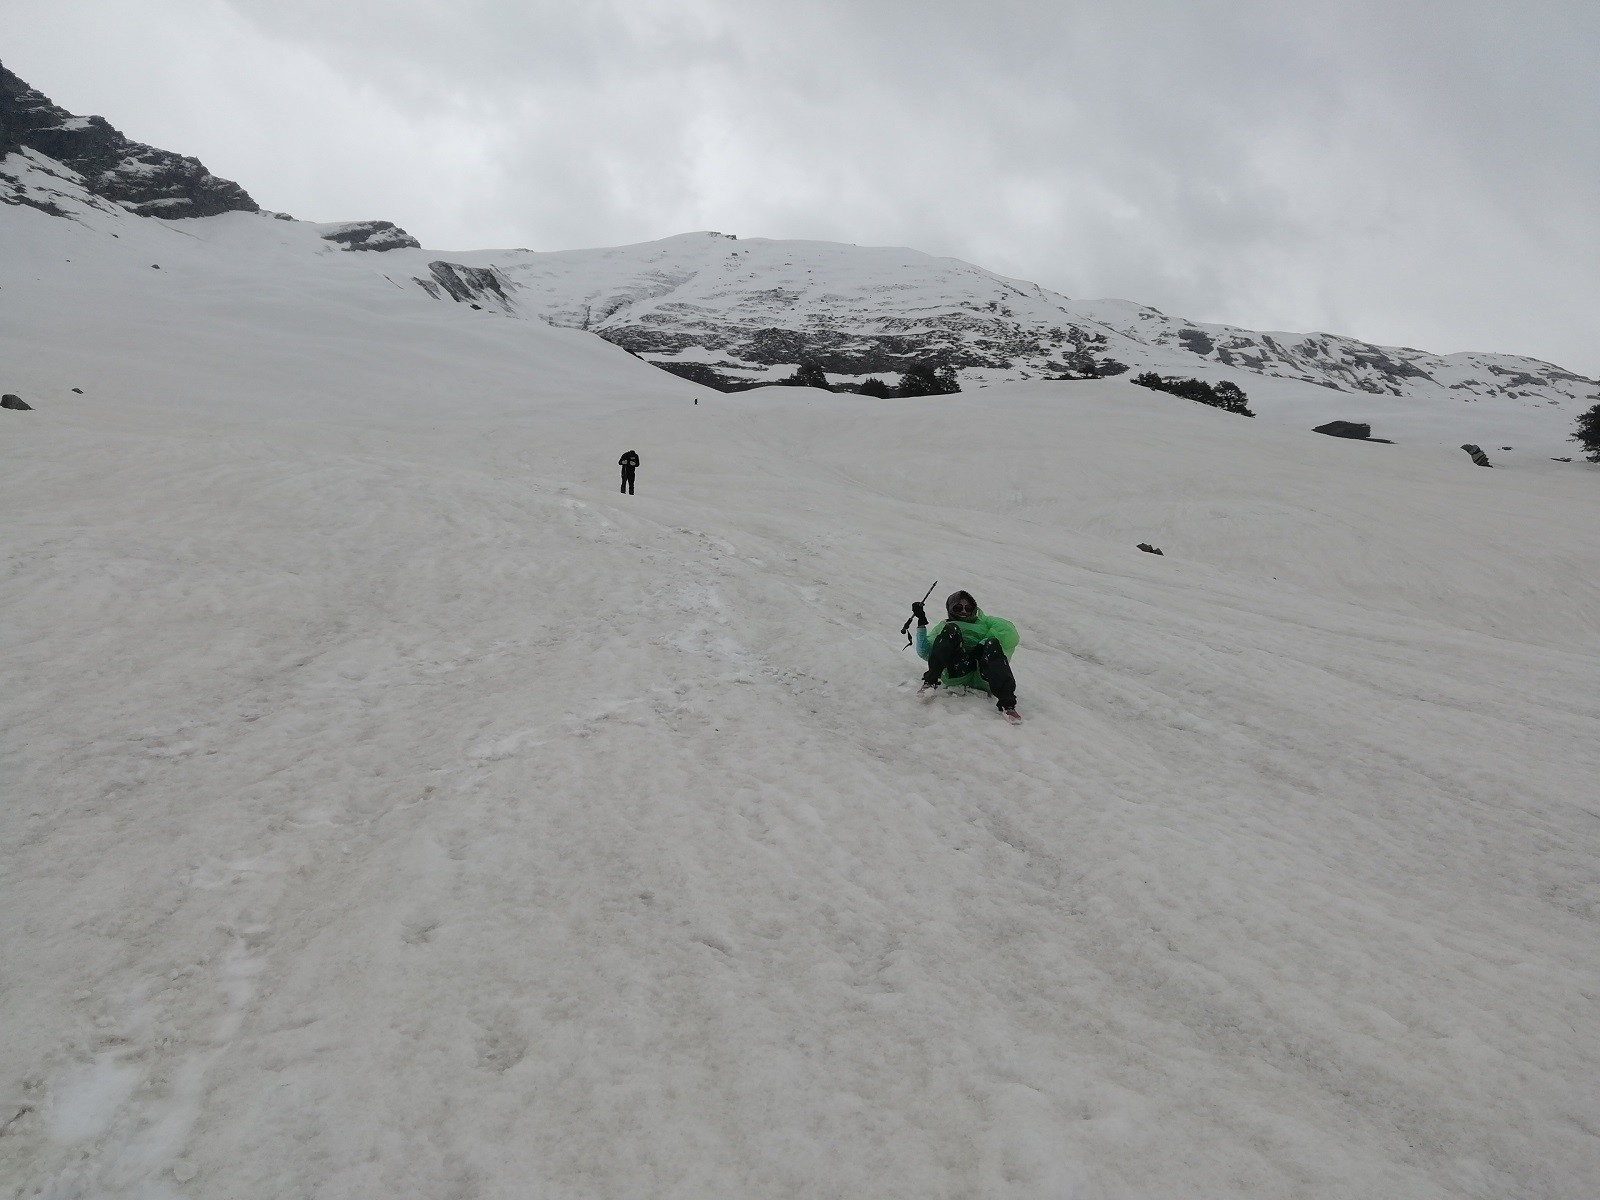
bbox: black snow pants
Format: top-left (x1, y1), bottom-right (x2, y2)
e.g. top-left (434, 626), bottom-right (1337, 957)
top-left (922, 623), bottom-right (1017, 709)
top-left (620, 467), bottom-right (635, 494)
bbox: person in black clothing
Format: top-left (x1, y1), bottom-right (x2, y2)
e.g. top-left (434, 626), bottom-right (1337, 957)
top-left (618, 449), bottom-right (639, 494)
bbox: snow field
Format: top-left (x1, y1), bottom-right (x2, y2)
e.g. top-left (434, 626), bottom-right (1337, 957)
top-left (3, 203), bottom-right (1600, 1198)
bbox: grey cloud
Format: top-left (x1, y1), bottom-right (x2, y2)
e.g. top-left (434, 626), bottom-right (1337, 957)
top-left (8, 0), bottom-right (1599, 374)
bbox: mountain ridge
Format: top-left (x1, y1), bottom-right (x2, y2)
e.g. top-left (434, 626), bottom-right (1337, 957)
top-left (3, 64), bottom-right (1595, 445)
top-left (0, 61), bottom-right (257, 219)
top-left (432, 231), bottom-right (1597, 420)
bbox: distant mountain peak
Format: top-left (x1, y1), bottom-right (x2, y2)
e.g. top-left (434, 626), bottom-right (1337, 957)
top-left (1, 61), bottom-right (257, 218)
top-left (428, 234), bottom-right (1598, 416)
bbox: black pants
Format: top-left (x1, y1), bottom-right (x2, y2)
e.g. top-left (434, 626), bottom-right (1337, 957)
top-left (620, 469), bottom-right (635, 494)
top-left (923, 624), bottom-right (1017, 709)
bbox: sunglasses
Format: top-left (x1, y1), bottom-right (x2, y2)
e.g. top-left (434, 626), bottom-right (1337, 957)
top-left (949, 601), bottom-right (977, 618)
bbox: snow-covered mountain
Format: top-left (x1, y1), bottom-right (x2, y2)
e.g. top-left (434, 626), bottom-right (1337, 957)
top-left (434, 229), bottom-right (1600, 424)
top-left (4, 62), bottom-right (1595, 460)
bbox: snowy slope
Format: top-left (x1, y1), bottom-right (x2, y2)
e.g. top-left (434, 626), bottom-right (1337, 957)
top-left (4, 186), bottom-right (1600, 1199)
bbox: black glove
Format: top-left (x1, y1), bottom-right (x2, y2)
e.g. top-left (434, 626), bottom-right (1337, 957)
top-left (911, 601), bottom-right (927, 626)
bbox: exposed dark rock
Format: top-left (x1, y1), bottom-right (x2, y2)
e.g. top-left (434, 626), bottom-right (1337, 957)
top-left (1487, 365), bottom-right (1541, 388)
top-left (2, 61), bottom-right (258, 218)
top-left (739, 327), bottom-right (816, 366)
top-left (1136, 543), bottom-right (1164, 556)
top-left (320, 220), bottom-right (421, 252)
top-left (71, 387), bottom-right (82, 393)
top-left (0, 159), bottom-right (73, 216)
top-left (1314, 420), bottom-right (1372, 439)
top-left (414, 261), bottom-right (514, 311)
top-left (1461, 444), bottom-right (1494, 467)
top-left (654, 361), bottom-right (764, 391)
top-left (1306, 421), bottom-right (1392, 443)
top-left (1351, 351), bottom-right (1432, 380)
top-left (602, 324), bottom-right (976, 384)
top-left (2, 393), bottom-right (32, 410)
top-left (602, 327), bottom-right (721, 357)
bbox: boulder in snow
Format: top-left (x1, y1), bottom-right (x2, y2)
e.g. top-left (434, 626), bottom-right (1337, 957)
top-left (1313, 420), bottom-right (1371, 439)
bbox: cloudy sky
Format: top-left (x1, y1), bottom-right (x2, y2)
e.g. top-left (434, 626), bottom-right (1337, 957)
top-left (10, 0), bottom-right (1599, 377)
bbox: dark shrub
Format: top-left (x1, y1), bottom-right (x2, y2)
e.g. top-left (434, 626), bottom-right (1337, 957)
top-left (1572, 402), bottom-right (1600, 462)
top-left (898, 363), bottom-right (961, 397)
top-left (777, 358), bottom-right (831, 390)
top-left (1131, 372), bottom-right (1254, 417)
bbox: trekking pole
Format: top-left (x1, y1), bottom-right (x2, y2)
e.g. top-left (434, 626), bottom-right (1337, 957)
top-left (900, 580), bottom-right (938, 648)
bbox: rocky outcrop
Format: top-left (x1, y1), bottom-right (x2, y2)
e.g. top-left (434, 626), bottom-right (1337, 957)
top-left (2, 393), bottom-right (32, 410)
top-left (1, 62), bottom-right (257, 218)
top-left (320, 220), bottom-right (421, 252)
top-left (416, 261), bottom-right (514, 310)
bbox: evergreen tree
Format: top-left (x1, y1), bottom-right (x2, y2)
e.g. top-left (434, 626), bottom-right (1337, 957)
top-left (779, 358), bottom-right (830, 389)
top-left (1573, 402), bottom-right (1600, 462)
top-left (795, 359), bottom-right (829, 389)
top-left (897, 364), bottom-right (936, 397)
top-left (1210, 381), bottom-right (1255, 417)
top-left (898, 362), bottom-right (961, 397)
top-left (858, 377), bottom-right (893, 398)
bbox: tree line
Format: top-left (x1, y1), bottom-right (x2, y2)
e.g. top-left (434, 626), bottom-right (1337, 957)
top-left (779, 359), bottom-right (961, 397)
top-left (1131, 372), bottom-right (1255, 416)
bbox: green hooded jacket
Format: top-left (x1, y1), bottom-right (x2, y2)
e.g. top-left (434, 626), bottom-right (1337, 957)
top-left (914, 609), bottom-right (1020, 691)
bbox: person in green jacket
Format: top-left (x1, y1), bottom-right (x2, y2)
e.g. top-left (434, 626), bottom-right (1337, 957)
top-left (913, 589), bottom-right (1021, 716)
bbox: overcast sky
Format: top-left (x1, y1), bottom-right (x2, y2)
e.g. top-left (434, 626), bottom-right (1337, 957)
top-left (9, 0), bottom-right (1599, 377)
